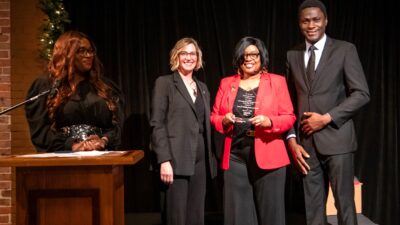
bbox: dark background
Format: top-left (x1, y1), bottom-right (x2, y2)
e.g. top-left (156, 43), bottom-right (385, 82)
top-left (64, 0), bottom-right (399, 224)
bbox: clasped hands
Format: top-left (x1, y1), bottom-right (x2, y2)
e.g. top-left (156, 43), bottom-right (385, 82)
top-left (72, 135), bottom-right (108, 151)
top-left (222, 112), bottom-right (272, 128)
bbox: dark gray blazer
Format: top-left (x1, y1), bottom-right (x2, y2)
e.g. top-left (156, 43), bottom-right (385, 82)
top-left (286, 37), bottom-right (370, 155)
top-left (150, 72), bottom-right (217, 178)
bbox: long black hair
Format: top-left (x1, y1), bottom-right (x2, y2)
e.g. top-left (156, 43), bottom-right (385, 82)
top-left (232, 36), bottom-right (269, 74)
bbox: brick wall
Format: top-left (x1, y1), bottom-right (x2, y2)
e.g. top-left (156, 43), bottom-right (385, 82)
top-left (11, 0), bottom-right (45, 155)
top-left (0, 0), bottom-right (11, 224)
top-left (0, 0), bottom-right (45, 224)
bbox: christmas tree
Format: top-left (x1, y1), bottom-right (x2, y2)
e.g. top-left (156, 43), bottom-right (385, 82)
top-left (39, 0), bottom-right (70, 60)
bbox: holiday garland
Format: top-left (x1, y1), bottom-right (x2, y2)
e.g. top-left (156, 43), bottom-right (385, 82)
top-left (38, 0), bottom-right (70, 60)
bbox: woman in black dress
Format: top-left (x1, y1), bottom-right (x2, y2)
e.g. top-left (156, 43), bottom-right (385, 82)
top-left (25, 31), bottom-right (123, 152)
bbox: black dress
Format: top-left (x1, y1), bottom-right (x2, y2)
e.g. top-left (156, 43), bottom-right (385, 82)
top-left (24, 75), bottom-right (124, 152)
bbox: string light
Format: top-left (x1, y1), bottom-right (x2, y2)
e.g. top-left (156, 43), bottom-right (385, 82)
top-left (38, 0), bottom-right (70, 60)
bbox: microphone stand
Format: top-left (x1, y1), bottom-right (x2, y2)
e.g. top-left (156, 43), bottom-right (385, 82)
top-left (0, 89), bottom-right (50, 116)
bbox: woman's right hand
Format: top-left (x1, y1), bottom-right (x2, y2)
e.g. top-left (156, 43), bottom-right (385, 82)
top-left (222, 112), bottom-right (236, 126)
top-left (71, 135), bottom-right (106, 151)
top-left (72, 141), bottom-right (87, 151)
top-left (160, 161), bottom-right (174, 185)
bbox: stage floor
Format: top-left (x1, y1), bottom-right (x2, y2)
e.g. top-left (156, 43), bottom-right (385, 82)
top-left (327, 214), bottom-right (377, 225)
top-left (126, 212), bottom-right (377, 225)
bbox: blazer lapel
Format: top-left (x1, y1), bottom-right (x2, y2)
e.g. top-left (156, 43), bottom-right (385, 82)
top-left (254, 73), bottom-right (271, 114)
top-left (312, 37), bottom-right (332, 89)
top-left (194, 77), bottom-right (208, 109)
top-left (196, 78), bottom-right (211, 135)
top-left (227, 75), bottom-right (241, 111)
top-left (173, 72), bottom-right (196, 112)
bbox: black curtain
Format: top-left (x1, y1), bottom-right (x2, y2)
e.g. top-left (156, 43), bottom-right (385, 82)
top-left (64, 1), bottom-right (399, 224)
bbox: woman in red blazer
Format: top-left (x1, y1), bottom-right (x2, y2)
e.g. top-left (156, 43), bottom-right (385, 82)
top-left (211, 37), bottom-right (295, 225)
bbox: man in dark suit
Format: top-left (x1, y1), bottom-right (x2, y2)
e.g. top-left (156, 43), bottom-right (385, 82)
top-left (285, 0), bottom-right (370, 224)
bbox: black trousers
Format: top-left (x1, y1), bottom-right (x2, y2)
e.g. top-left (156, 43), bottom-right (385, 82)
top-left (224, 138), bottom-right (286, 225)
top-left (163, 134), bottom-right (206, 225)
top-left (303, 145), bottom-right (357, 225)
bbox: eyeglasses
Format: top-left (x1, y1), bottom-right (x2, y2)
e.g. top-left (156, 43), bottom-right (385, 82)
top-left (179, 51), bottom-right (197, 58)
top-left (76, 47), bottom-right (96, 57)
top-left (244, 53), bottom-right (260, 60)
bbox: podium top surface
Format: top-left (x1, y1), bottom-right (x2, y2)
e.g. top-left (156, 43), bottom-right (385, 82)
top-left (0, 150), bottom-right (144, 167)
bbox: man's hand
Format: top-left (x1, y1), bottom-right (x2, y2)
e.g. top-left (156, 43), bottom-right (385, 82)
top-left (160, 161), bottom-right (174, 185)
top-left (287, 138), bottom-right (311, 175)
top-left (300, 112), bottom-right (331, 136)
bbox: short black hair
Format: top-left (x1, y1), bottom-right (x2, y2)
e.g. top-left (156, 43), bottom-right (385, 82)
top-left (232, 36), bottom-right (269, 73)
top-left (298, 0), bottom-right (327, 17)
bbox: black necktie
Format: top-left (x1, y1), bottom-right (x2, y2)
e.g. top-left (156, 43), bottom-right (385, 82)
top-left (306, 45), bottom-right (317, 82)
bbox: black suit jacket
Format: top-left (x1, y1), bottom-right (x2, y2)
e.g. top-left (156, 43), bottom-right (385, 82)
top-left (150, 72), bottom-right (217, 178)
top-left (286, 37), bottom-right (370, 155)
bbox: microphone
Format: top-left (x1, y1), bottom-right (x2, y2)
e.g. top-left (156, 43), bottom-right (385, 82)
top-left (48, 79), bottom-right (61, 98)
top-left (0, 79), bottom-right (61, 116)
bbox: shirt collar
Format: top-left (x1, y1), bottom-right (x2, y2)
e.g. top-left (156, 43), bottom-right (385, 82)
top-left (306, 34), bottom-right (327, 51)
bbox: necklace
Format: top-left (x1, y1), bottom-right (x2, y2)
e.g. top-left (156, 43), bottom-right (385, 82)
top-left (180, 74), bottom-right (198, 98)
top-left (239, 79), bottom-right (260, 91)
top-left (182, 78), bottom-right (197, 97)
top-left (189, 80), bottom-right (197, 96)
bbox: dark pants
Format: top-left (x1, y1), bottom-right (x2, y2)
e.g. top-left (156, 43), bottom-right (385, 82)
top-left (224, 140), bottom-right (286, 225)
top-left (304, 145), bottom-right (357, 225)
top-left (163, 134), bottom-right (206, 225)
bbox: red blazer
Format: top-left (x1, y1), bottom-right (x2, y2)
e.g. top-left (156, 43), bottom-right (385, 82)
top-left (211, 73), bottom-right (296, 170)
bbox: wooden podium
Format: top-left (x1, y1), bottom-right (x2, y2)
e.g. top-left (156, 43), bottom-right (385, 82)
top-left (0, 150), bottom-right (144, 225)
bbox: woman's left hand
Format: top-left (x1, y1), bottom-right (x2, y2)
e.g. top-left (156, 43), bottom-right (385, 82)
top-left (72, 135), bottom-right (106, 151)
top-left (250, 115), bottom-right (272, 128)
top-left (83, 135), bottom-right (107, 150)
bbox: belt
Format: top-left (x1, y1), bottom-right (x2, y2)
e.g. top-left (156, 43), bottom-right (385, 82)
top-left (61, 124), bottom-right (103, 142)
top-left (245, 130), bottom-right (255, 137)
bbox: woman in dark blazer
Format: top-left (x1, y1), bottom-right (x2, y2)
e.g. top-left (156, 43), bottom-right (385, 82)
top-left (150, 37), bottom-right (217, 225)
top-left (211, 37), bottom-right (296, 225)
